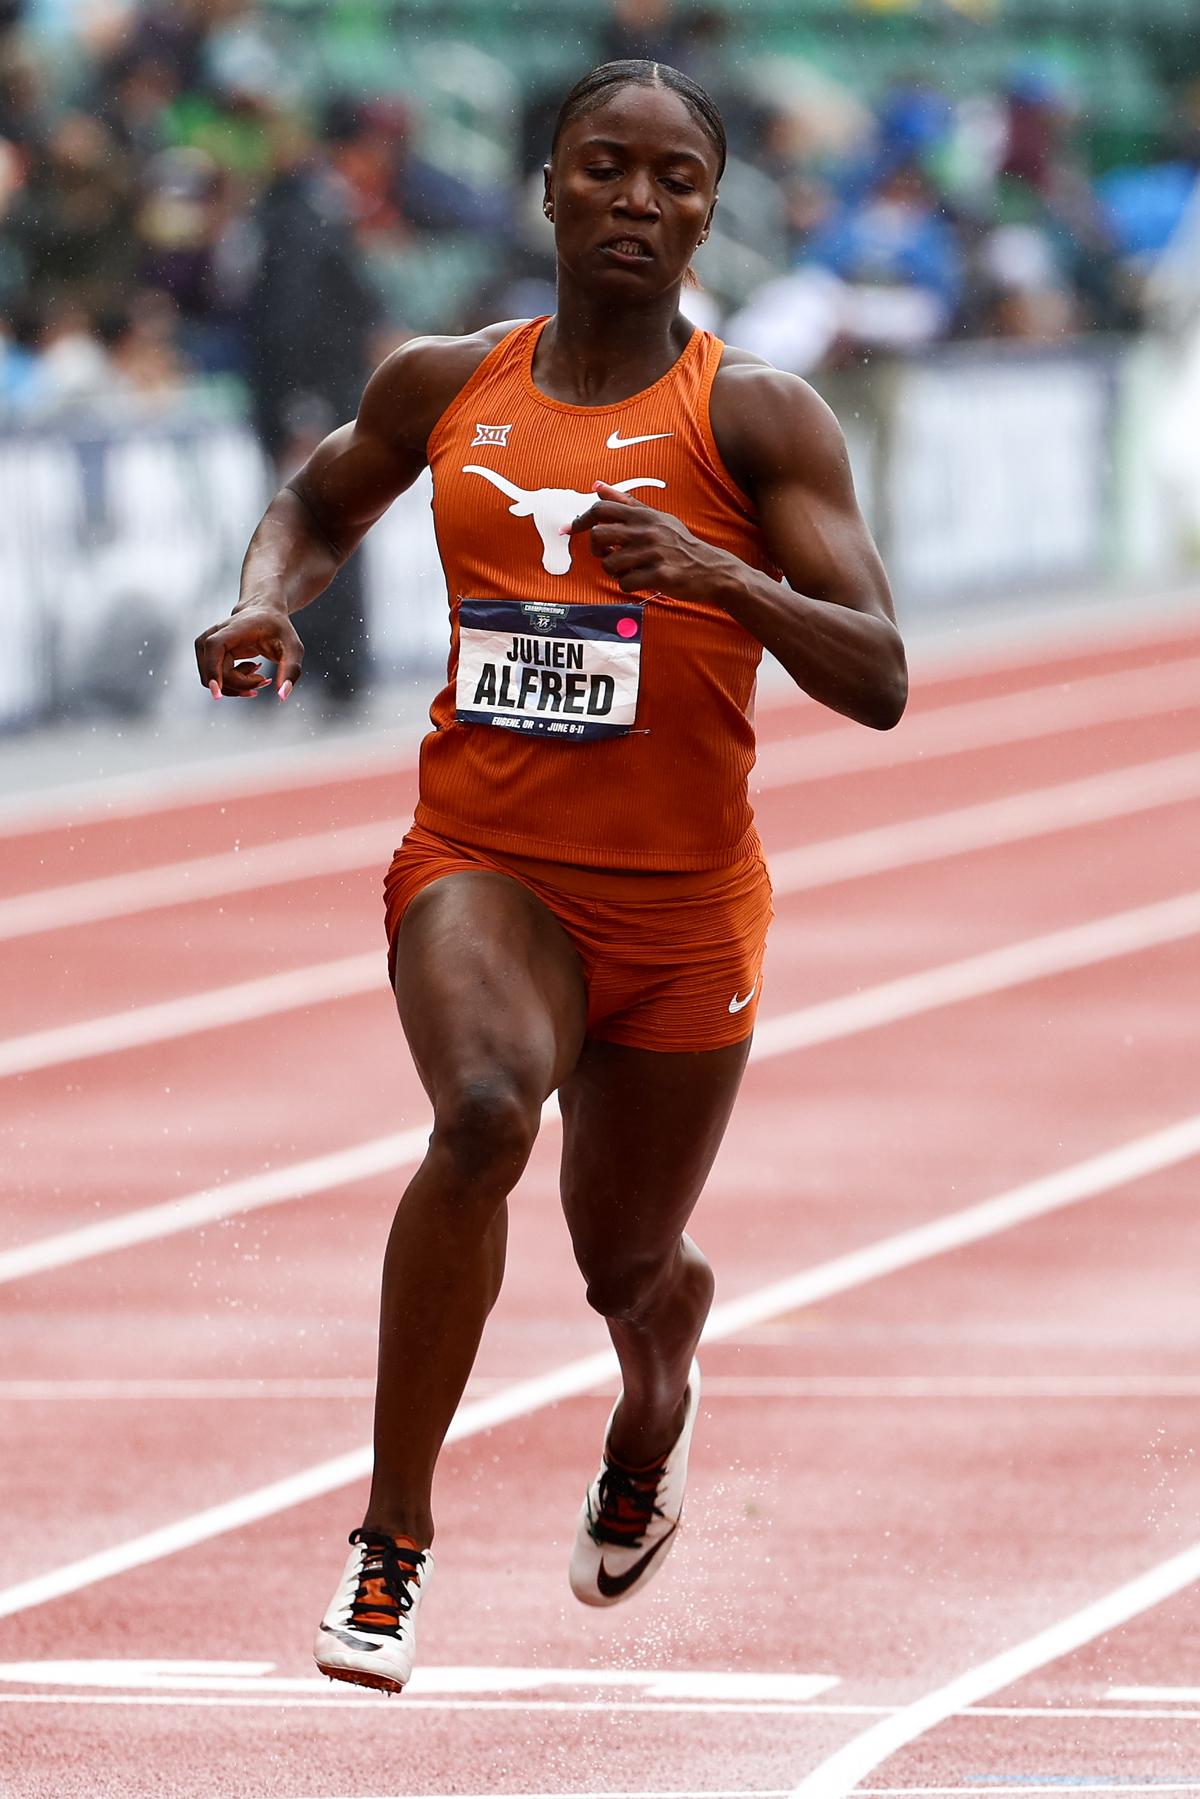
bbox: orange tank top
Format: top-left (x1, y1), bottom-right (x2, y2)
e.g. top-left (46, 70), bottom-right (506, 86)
top-left (415, 316), bottom-right (780, 870)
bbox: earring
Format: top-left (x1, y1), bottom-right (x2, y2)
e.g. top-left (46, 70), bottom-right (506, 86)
top-left (544, 202), bottom-right (554, 220)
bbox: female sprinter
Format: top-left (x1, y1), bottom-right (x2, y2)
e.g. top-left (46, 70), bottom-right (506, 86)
top-left (195, 59), bottom-right (906, 1693)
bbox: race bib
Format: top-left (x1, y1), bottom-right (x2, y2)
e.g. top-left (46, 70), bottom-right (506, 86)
top-left (454, 599), bottom-right (643, 741)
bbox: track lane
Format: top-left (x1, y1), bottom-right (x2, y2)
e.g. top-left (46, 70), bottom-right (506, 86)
top-left (7, 1157), bottom-right (1200, 1795)
top-left (5, 759), bottom-right (1200, 1083)
top-left (753, 653), bottom-right (1200, 792)
top-left (7, 1144), bottom-right (1200, 1640)
top-left (5, 926), bottom-right (1200, 1594)
top-left (5, 697), bottom-right (1200, 1037)
top-left (5, 614), bottom-right (1200, 1795)
top-left (6, 786), bottom-right (1200, 1250)
top-left (6, 877), bottom-right (1200, 1272)
top-left (4, 671), bottom-right (1197, 937)
top-left (2, 619), bottom-right (1196, 898)
top-left (2, 605), bottom-right (1180, 851)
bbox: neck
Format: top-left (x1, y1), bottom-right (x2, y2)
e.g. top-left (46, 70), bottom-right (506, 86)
top-left (536, 273), bottom-right (693, 405)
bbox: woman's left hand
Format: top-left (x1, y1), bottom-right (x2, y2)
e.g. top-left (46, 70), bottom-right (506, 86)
top-left (565, 481), bottom-right (729, 599)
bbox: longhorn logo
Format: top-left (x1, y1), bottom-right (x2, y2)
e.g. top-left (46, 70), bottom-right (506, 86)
top-left (462, 465), bottom-right (666, 576)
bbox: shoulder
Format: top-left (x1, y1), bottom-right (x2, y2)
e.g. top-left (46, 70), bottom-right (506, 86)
top-left (375, 318), bottom-right (531, 399)
top-left (358, 319), bottom-right (532, 456)
top-left (709, 342), bottom-right (851, 494)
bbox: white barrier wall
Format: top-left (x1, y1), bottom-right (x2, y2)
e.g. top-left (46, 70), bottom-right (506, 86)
top-left (362, 468), bottom-right (450, 672)
top-left (883, 352), bottom-right (1113, 598)
top-left (813, 342), bottom-right (1119, 606)
top-left (0, 340), bottom-right (1176, 731)
top-left (0, 421), bottom-right (269, 727)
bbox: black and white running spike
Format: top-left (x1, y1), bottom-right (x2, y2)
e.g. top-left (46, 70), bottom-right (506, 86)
top-left (314, 1529), bottom-right (433, 1693)
top-left (569, 1360), bottom-right (700, 1607)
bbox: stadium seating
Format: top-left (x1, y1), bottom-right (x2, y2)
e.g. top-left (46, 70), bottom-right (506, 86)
top-left (259, 0), bottom-right (1192, 172)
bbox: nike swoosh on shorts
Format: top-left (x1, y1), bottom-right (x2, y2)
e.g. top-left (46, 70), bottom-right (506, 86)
top-left (596, 1527), bottom-right (678, 1599)
top-left (606, 430), bottom-right (673, 450)
top-left (728, 978), bottom-right (759, 1014)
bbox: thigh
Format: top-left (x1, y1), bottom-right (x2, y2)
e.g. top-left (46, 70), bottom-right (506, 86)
top-left (557, 1035), bottom-right (751, 1265)
top-left (395, 871), bottom-right (588, 1106)
top-left (584, 846), bottom-right (772, 1055)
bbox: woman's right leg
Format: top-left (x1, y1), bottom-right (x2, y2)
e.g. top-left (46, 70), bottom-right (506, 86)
top-left (363, 869), bottom-right (587, 1546)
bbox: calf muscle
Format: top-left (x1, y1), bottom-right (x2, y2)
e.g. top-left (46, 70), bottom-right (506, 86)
top-left (364, 871), bottom-right (586, 1542)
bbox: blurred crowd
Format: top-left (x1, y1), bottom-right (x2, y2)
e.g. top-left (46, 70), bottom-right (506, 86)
top-left (724, 53), bottom-right (1200, 370)
top-left (0, 1), bottom-right (386, 447)
top-left (1, 0), bottom-right (1198, 428)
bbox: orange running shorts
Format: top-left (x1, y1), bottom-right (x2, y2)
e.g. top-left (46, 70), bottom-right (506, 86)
top-left (383, 822), bottom-right (773, 1053)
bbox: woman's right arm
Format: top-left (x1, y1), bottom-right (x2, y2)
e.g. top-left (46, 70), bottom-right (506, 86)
top-left (195, 328), bottom-right (504, 699)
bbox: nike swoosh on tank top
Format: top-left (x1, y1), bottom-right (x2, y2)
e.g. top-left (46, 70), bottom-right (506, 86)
top-left (415, 317), bottom-right (782, 871)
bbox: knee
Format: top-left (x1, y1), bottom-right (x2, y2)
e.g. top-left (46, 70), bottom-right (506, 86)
top-left (578, 1250), bottom-right (669, 1325)
top-left (431, 1075), bottom-right (541, 1193)
top-left (576, 1236), bottom-right (715, 1325)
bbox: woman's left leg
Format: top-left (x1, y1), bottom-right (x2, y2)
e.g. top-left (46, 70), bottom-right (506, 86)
top-left (557, 1034), bottom-right (752, 1468)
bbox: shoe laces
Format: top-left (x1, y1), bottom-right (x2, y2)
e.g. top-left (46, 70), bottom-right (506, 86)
top-left (588, 1457), bottom-right (667, 1548)
top-left (346, 1528), bottom-right (423, 1639)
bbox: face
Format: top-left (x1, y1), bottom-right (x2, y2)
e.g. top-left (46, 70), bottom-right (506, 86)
top-left (545, 84), bottom-right (720, 293)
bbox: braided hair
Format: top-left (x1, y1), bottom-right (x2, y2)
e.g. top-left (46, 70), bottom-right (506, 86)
top-left (551, 60), bottom-right (727, 183)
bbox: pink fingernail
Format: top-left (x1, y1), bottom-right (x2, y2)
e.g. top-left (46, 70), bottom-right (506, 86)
top-left (208, 681), bottom-right (221, 701)
top-left (278, 680), bottom-right (293, 701)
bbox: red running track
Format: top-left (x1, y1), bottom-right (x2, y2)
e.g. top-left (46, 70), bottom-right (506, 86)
top-left (3, 610), bottom-right (1200, 1798)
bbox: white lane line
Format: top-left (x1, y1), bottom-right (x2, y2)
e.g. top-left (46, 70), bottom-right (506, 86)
top-left (0, 1694), bottom-right (869, 1718)
top-left (752, 889), bottom-right (1200, 1060)
top-left (756, 653), bottom-right (1200, 789)
top-left (0, 1692), bottom-right (1199, 1735)
top-left (8, 1374), bottom-right (1200, 1401)
top-left (882, 1702), bottom-right (1200, 1719)
top-left (894, 601), bottom-right (1199, 684)
top-left (770, 748), bottom-right (1200, 895)
top-left (208, 1786), bottom-right (1200, 1798)
top-left (5, 885), bottom-right (1199, 1285)
top-left (2, 609), bottom-right (1194, 838)
top-left (3, 681), bottom-right (1199, 947)
top-left (4, 1659), bottom-right (1198, 1720)
top-left (0, 1661), bottom-right (837, 1700)
top-left (692, 1376), bottom-right (1200, 1399)
top-left (7, 753), bottom-right (1200, 1078)
top-left (790, 1536), bottom-right (1200, 1795)
top-left (0, 1687), bottom-right (1188, 1726)
top-left (240, 1783), bottom-right (1200, 1799)
top-left (0, 1123), bottom-right (433, 1284)
top-left (0, 952), bottom-right (382, 1079)
top-left (0, 816), bottom-right (406, 944)
top-left (0, 1378), bottom-right (453, 1400)
top-left (2, 1111), bottom-right (1198, 1621)
top-left (278, 1786), bottom-right (1200, 1799)
top-left (696, 1117), bottom-right (1200, 1347)
top-left (1110, 1685), bottom-right (1200, 1701)
top-left (0, 731), bottom-right (419, 837)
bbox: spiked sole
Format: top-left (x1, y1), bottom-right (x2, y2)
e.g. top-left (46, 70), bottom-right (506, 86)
top-left (317, 1661), bottom-right (405, 1695)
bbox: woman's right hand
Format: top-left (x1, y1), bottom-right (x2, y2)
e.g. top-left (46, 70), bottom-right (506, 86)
top-left (195, 602), bottom-right (305, 701)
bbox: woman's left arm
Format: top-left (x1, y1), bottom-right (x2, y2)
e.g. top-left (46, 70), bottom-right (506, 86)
top-left (707, 362), bottom-right (907, 730)
top-left (571, 364), bottom-right (907, 730)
